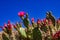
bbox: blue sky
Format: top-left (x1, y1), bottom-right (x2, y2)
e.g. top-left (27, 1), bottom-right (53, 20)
top-left (0, 0), bottom-right (60, 30)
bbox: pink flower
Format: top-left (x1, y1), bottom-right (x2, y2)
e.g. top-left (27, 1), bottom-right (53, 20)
top-left (43, 19), bottom-right (48, 24)
top-left (18, 11), bottom-right (25, 17)
top-left (31, 18), bottom-right (34, 21)
top-left (8, 20), bottom-right (10, 24)
top-left (4, 23), bottom-right (7, 28)
top-left (31, 18), bottom-right (34, 23)
top-left (37, 19), bottom-right (41, 24)
top-left (8, 24), bottom-right (12, 30)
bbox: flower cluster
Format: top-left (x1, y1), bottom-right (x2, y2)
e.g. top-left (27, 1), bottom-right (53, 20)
top-left (3, 20), bottom-right (12, 34)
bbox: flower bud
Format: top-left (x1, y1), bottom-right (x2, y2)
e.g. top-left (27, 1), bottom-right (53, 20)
top-left (37, 19), bottom-right (41, 24)
top-left (4, 23), bottom-right (7, 28)
top-left (43, 19), bottom-right (48, 24)
top-left (31, 18), bottom-right (34, 23)
top-left (7, 20), bottom-right (12, 31)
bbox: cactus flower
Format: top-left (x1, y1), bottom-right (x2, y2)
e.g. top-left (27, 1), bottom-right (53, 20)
top-left (7, 20), bottom-right (12, 31)
top-left (31, 18), bottom-right (34, 24)
top-left (4, 23), bottom-right (7, 28)
top-left (37, 19), bottom-right (41, 24)
top-left (31, 18), bottom-right (34, 22)
top-left (43, 19), bottom-right (48, 24)
top-left (18, 11), bottom-right (25, 17)
top-left (8, 20), bottom-right (10, 24)
top-left (7, 24), bottom-right (12, 31)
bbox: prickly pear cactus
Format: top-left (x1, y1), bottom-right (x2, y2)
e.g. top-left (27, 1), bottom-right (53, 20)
top-left (1, 11), bottom-right (60, 40)
top-left (23, 18), bottom-right (29, 28)
top-left (2, 32), bottom-right (9, 40)
top-left (32, 27), bottom-right (42, 40)
top-left (19, 27), bottom-right (27, 38)
top-left (41, 25), bottom-right (48, 33)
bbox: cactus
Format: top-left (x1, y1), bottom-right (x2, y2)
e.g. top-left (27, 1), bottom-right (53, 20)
top-left (2, 32), bottom-right (9, 40)
top-left (46, 11), bottom-right (55, 26)
top-left (23, 17), bottom-right (29, 28)
top-left (19, 27), bottom-right (27, 38)
top-left (23, 13), bottom-right (30, 28)
top-left (32, 27), bottom-right (42, 40)
top-left (13, 22), bottom-right (27, 40)
top-left (0, 11), bottom-right (60, 40)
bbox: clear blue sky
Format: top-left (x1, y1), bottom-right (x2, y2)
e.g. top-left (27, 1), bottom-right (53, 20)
top-left (0, 0), bottom-right (60, 27)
